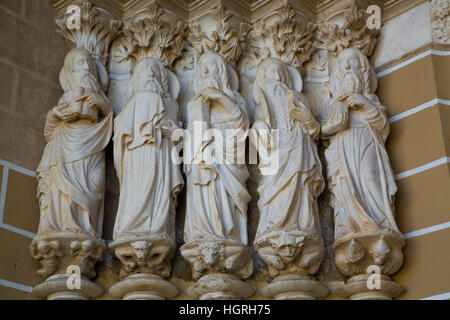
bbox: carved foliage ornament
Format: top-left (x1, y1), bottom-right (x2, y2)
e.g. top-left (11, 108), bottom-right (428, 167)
top-left (56, 1), bottom-right (122, 65)
top-left (247, 5), bottom-right (316, 69)
top-left (315, 2), bottom-right (380, 57)
top-left (186, 6), bottom-right (251, 67)
top-left (115, 3), bottom-right (187, 65)
top-left (431, 0), bottom-right (450, 43)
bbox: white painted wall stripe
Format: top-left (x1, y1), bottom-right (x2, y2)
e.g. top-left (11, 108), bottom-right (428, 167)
top-left (431, 49), bottom-right (450, 57)
top-left (0, 278), bottom-right (33, 293)
top-left (395, 157), bottom-right (450, 180)
top-left (0, 223), bottom-right (36, 239)
top-left (0, 159), bottom-right (35, 177)
top-left (376, 50), bottom-right (432, 78)
top-left (404, 222), bottom-right (450, 239)
top-left (422, 292), bottom-right (450, 300)
top-left (0, 167), bottom-right (9, 223)
top-left (390, 99), bottom-right (450, 123)
top-left (376, 49), bottom-right (450, 79)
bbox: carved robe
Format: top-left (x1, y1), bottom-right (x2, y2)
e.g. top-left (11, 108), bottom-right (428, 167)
top-left (36, 92), bottom-right (112, 238)
top-left (113, 90), bottom-right (184, 241)
top-left (322, 94), bottom-right (400, 240)
top-left (183, 92), bottom-right (251, 244)
top-left (253, 90), bottom-right (324, 246)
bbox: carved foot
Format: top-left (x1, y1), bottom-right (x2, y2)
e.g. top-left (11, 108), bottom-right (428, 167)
top-left (337, 274), bottom-right (405, 300)
top-left (185, 273), bottom-right (255, 300)
top-left (33, 274), bottom-right (103, 300)
top-left (109, 274), bottom-right (179, 300)
top-left (260, 274), bottom-right (329, 300)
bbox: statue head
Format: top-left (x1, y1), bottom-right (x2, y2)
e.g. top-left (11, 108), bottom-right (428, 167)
top-left (255, 58), bottom-right (293, 97)
top-left (132, 241), bottom-right (150, 265)
top-left (193, 51), bottom-right (235, 98)
top-left (60, 48), bottom-right (102, 93)
top-left (331, 48), bottom-right (377, 98)
top-left (129, 58), bottom-right (169, 98)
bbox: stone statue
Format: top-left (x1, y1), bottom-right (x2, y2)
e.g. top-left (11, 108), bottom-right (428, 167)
top-left (322, 48), bottom-right (401, 241)
top-left (250, 57), bottom-right (328, 300)
top-left (110, 57), bottom-right (184, 281)
top-left (252, 58), bottom-right (325, 274)
top-left (31, 47), bottom-right (112, 300)
top-left (35, 48), bottom-right (112, 238)
top-left (321, 48), bottom-right (404, 299)
top-left (180, 51), bottom-right (254, 300)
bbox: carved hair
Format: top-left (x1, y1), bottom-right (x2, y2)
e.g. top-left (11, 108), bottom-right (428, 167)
top-left (193, 51), bottom-right (235, 98)
top-left (330, 48), bottom-right (378, 99)
top-left (59, 48), bottom-right (99, 92)
top-left (128, 58), bottom-right (170, 100)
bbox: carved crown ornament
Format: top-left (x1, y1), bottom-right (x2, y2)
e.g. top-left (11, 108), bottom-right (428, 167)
top-left (431, 0), bottom-right (450, 43)
top-left (185, 6), bottom-right (251, 68)
top-left (245, 5), bottom-right (316, 70)
top-left (315, 2), bottom-right (380, 57)
top-left (114, 3), bottom-right (188, 66)
top-left (56, 1), bottom-right (122, 65)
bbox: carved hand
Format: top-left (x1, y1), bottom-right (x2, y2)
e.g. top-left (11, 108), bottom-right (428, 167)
top-left (321, 112), bottom-right (348, 136)
top-left (346, 94), bottom-right (368, 109)
top-left (51, 103), bottom-right (77, 122)
top-left (200, 87), bottom-right (234, 110)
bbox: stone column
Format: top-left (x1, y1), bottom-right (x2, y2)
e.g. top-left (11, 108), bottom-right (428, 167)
top-left (31, 1), bottom-right (121, 300)
top-left (179, 6), bottom-right (256, 300)
top-left (107, 3), bottom-right (186, 300)
top-left (244, 5), bottom-right (329, 300)
top-left (316, 3), bottom-right (405, 300)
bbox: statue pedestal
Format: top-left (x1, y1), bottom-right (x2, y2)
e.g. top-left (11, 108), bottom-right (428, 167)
top-left (185, 273), bottom-right (255, 300)
top-left (33, 274), bottom-right (103, 300)
top-left (337, 274), bottom-right (405, 300)
top-left (260, 274), bottom-right (329, 300)
top-left (109, 273), bottom-right (179, 300)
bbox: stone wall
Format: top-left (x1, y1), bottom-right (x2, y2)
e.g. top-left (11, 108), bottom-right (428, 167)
top-left (0, 0), bottom-right (449, 300)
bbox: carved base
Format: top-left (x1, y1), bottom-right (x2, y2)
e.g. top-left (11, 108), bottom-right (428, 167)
top-left (180, 239), bottom-right (253, 280)
top-left (333, 231), bottom-right (404, 277)
top-left (185, 273), bottom-right (255, 300)
top-left (260, 274), bottom-right (329, 300)
top-left (30, 232), bottom-right (105, 279)
top-left (109, 274), bottom-right (179, 300)
top-left (255, 231), bottom-right (325, 278)
top-left (337, 274), bottom-right (405, 300)
top-left (33, 274), bottom-right (103, 300)
top-left (109, 235), bottom-right (175, 279)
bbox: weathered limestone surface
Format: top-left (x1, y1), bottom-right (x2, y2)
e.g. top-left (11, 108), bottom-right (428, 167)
top-left (25, 0), bottom-right (444, 300)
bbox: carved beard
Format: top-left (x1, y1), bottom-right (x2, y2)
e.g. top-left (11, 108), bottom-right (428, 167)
top-left (78, 72), bottom-right (101, 93)
top-left (265, 80), bottom-right (288, 102)
top-left (341, 71), bottom-right (362, 96)
top-left (144, 78), bottom-right (163, 96)
top-left (198, 76), bottom-right (220, 92)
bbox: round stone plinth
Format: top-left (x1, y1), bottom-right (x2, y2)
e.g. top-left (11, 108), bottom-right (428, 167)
top-left (33, 274), bottom-right (103, 300)
top-left (337, 274), bottom-right (405, 300)
top-left (109, 274), bottom-right (179, 300)
top-left (185, 273), bottom-right (255, 300)
top-left (260, 274), bottom-right (329, 300)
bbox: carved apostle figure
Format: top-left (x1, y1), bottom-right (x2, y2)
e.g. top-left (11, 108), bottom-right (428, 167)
top-left (181, 51), bottom-right (253, 281)
top-left (36, 48), bottom-right (112, 239)
top-left (251, 58), bottom-right (325, 277)
top-left (321, 48), bottom-right (401, 240)
top-left (112, 58), bottom-right (184, 244)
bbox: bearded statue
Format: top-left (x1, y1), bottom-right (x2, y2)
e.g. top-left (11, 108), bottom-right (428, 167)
top-left (321, 48), bottom-right (404, 298)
